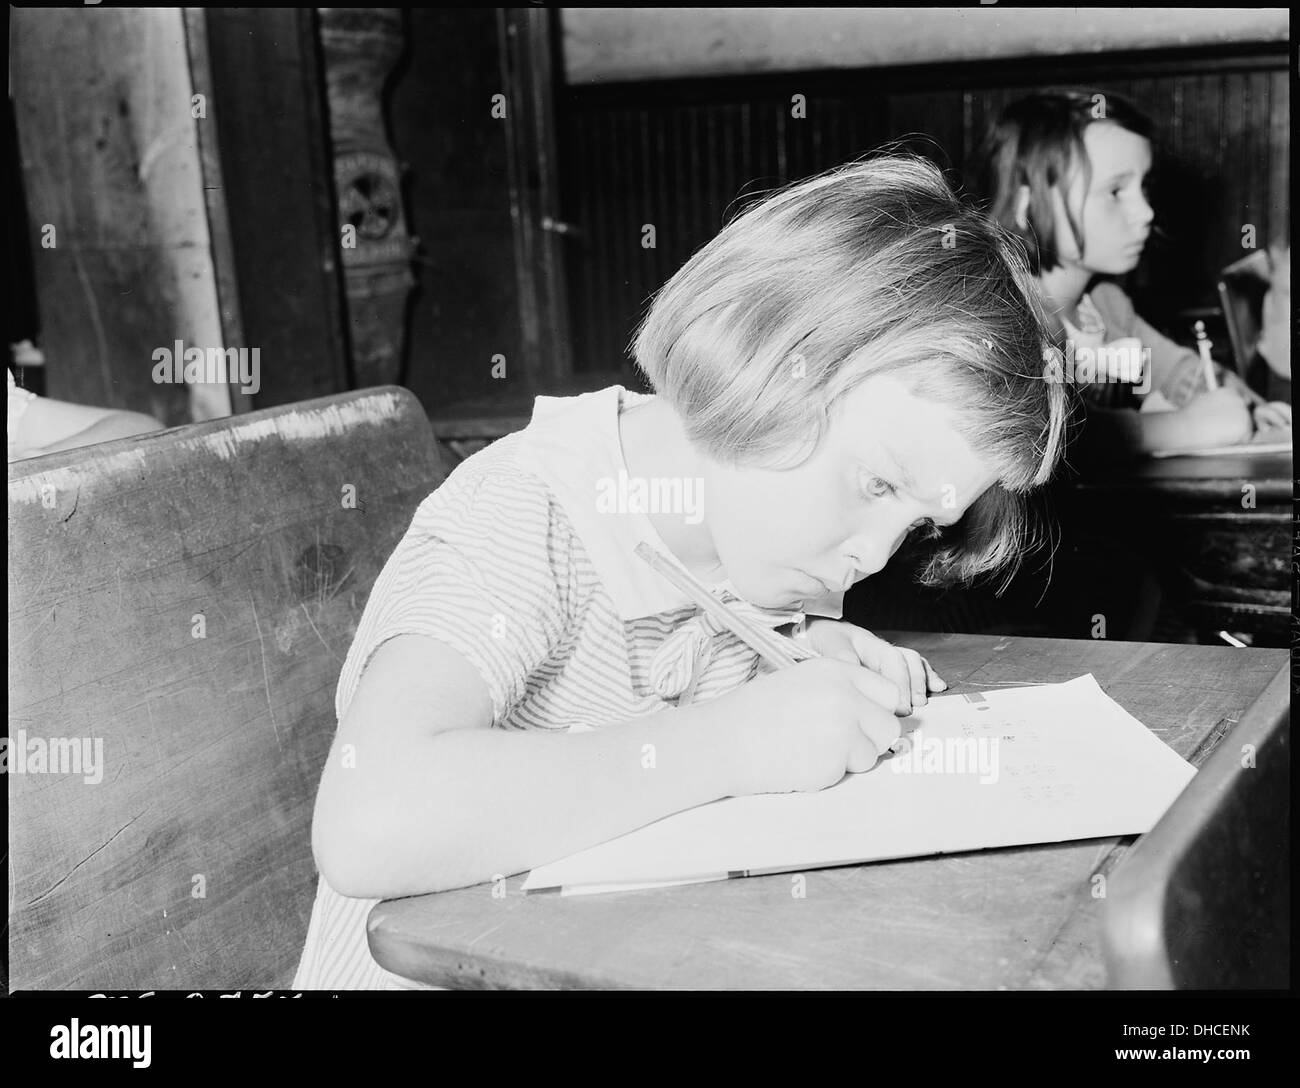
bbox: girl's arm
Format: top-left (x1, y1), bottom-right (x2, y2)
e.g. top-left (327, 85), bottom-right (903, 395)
top-left (1088, 284), bottom-right (1246, 407)
top-left (1084, 387), bottom-right (1253, 460)
top-left (13, 396), bottom-right (165, 459)
top-left (311, 633), bottom-right (733, 898)
top-left (1131, 313), bottom-right (1220, 408)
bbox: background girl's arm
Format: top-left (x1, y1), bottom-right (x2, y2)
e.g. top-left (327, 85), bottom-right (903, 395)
top-left (1084, 387), bottom-right (1252, 459)
top-left (310, 633), bottom-right (733, 898)
top-left (12, 395), bottom-right (165, 459)
top-left (1131, 312), bottom-right (1253, 408)
top-left (1088, 283), bottom-right (1248, 407)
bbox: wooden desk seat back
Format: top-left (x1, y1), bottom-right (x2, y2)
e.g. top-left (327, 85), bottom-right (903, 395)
top-left (1102, 664), bottom-right (1290, 988)
top-left (8, 387), bottom-right (445, 990)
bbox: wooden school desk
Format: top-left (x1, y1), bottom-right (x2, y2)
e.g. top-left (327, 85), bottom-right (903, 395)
top-left (1068, 449), bottom-right (1291, 646)
top-left (367, 633), bottom-right (1287, 990)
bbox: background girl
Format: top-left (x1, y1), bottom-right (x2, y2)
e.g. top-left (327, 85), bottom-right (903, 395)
top-left (975, 89), bottom-right (1290, 458)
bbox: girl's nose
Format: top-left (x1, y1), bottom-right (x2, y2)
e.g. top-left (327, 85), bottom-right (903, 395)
top-left (846, 524), bottom-right (911, 578)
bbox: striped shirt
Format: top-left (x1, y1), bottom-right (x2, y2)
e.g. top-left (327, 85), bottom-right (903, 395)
top-left (291, 385), bottom-right (843, 989)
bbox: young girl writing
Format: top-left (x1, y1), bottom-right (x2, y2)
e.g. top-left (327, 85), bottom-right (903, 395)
top-left (975, 89), bottom-right (1290, 458)
top-left (293, 154), bottom-right (1069, 989)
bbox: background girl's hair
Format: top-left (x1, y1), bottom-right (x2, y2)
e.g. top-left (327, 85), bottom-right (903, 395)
top-left (631, 151), bottom-right (1075, 593)
top-left (971, 89), bottom-right (1155, 273)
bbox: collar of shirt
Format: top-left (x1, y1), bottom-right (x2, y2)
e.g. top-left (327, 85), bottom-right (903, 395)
top-left (509, 384), bottom-right (845, 624)
top-left (1061, 292), bottom-right (1107, 347)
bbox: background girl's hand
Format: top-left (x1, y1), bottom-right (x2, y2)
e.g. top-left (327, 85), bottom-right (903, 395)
top-left (1250, 400), bottom-right (1291, 430)
top-left (1182, 387), bottom-right (1254, 446)
top-left (803, 618), bottom-right (946, 714)
top-left (703, 657), bottom-right (903, 797)
top-left (1220, 369), bottom-right (1290, 429)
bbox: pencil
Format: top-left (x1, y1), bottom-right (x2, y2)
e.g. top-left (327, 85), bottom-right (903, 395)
top-left (633, 541), bottom-right (813, 669)
top-left (1193, 320), bottom-right (1218, 390)
top-left (633, 540), bottom-right (905, 752)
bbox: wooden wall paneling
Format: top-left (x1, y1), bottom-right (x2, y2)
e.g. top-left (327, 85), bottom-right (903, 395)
top-left (499, 7), bottom-right (573, 392)
top-left (199, 7), bottom-right (351, 410)
top-left (888, 91), bottom-right (965, 179)
top-left (388, 8), bottom-right (521, 414)
top-left (1222, 71), bottom-right (1252, 259)
top-left (564, 106), bottom-right (597, 376)
top-left (1267, 71), bottom-right (1289, 244)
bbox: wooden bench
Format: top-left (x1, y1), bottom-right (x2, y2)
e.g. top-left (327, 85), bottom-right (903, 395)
top-left (7, 387), bottom-right (446, 990)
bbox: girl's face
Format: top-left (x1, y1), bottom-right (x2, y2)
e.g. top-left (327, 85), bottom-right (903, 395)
top-left (1052, 121), bottom-right (1155, 274)
top-left (700, 374), bottom-right (999, 610)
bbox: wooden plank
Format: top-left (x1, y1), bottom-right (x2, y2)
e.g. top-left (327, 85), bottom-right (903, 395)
top-left (367, 635), bottom-right (1286, 989)
top-left (500, 8), bottom-right (574, 389)
top-left (10, 6), bottom-right (223, 425)
top-left (1266, 69), bottom-right (1289, 245)
top-left (198, 8), bottom-right (350, 409)
top-left (561, 12), bottom-right (1287, 86)
top-left (1073, 450), bottom-right (1292, 501)
top-left (8, 387), bottom-right (446, 990)
top-left (1101, 663), bottom-right (1289, 988)
top-left (389, 7), bottom-right (523, 413)
top-left (182, 7), bottom-right (248, 417)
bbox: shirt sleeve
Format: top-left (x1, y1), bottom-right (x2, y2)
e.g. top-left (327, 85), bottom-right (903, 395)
top-left (1130, 312), bottom-right (1213, 408)
top-left (1090, 283), bottom-right (1211, 408)
top-left (334, 455), bottom-right (577, 726)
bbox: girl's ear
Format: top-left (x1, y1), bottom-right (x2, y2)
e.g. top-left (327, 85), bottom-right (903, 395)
top-left (1013, 185), bottom-right (1031, 231)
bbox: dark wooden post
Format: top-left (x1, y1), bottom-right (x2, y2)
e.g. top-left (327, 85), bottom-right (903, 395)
top-left (318, 7), bottom-right (417, 389)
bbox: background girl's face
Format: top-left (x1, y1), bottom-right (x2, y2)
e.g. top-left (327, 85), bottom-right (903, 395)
top-left (700, 374), bottom-right (998, 610)
top-left (1053, 121), bottom-right (1155, 275)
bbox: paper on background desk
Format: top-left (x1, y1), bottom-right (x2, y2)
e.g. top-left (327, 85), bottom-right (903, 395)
top-left (523, 674), bottom-right (1196, 895)
top-left (1148, 425), bottom-right (1292, 458)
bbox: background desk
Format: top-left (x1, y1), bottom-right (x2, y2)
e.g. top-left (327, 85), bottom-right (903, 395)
top-left (1068, 450), bottom-right (1292, 646)
top-left (368, 634), bottom-right (1287, 990)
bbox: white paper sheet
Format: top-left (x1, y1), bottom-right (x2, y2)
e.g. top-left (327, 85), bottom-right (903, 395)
top-left (523, 675), bottom-right (1197, 894)
top-left (1148, 425), bottom-right (1292, 458)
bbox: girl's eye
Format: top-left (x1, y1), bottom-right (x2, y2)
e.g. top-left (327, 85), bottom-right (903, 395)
top-left (859, 474), bottom-right (895, 500)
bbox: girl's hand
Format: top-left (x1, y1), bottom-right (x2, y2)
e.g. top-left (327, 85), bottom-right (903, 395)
top-left (1251, 400), bottom-right (1291, 430)
top-left (1220, 368), bottom-right (1259, 404)
top-left (1220, 371), bottom-right (1290, 430)
top-left (1179, 387), bottom-right (1254, 447)
top-left (703, 657), bottom-right (903, 796)
top-left (1221, 370), bottom-right (1290, 418)
top-left (802, 618), bottom-right (947, 714)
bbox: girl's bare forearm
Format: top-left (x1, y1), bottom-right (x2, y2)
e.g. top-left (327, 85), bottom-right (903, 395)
top-left (313, 705), bottom-right (733, 898)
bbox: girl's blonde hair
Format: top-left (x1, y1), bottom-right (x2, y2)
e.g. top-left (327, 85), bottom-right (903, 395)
top-left (632, 152), bottom-right (1071, 591)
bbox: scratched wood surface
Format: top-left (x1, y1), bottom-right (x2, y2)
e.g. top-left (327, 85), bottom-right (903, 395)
top-left (8, 387), bottom-right (445, 990)
top-left (10, 7), bottom-right (224, 425)
top-left (368, 635), bottom-right (1287, 990)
